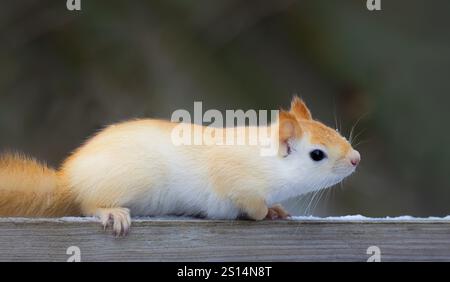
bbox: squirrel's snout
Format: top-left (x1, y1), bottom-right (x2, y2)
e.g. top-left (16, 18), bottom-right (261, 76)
top-left (348, 150), bottom-right (361, 167)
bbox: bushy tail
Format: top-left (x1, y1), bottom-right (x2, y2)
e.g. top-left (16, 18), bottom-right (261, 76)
top-left (0, 153), bottom-right (79, 217)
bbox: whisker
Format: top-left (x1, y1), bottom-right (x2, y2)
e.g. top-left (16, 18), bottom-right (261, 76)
top-left (313, 189), bottom-right (326, 214)
top-left (354, 139), bottom-right (369, 148)
top-left (333, 97), bottom-right (339, 131)
top-left (351, 128), bottom-right (367, 146)
top-left (309, 190), bottom-right (320, 215)
top-left (349, 112), bottom-right (369, 145)
top-left (305, 190), bottom-right (319, 215)
top-left (306, 178), bottom-right (328, 215)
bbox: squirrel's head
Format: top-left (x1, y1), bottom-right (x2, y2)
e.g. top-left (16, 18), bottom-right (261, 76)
top-left (278, 96), bottom-right (360, 192)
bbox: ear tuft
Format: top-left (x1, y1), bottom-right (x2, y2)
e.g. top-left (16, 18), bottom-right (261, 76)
top-left (290, 95), bottom-right (312, 121)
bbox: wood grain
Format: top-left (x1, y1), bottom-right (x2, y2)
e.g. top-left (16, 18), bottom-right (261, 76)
top-left (0, 218), bottom-right (449, 261)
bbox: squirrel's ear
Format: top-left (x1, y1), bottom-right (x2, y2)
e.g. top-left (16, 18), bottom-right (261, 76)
top-left (279, 111), bottom-right (301, 142)
top-left (290, 96), bottom-right (312, 121)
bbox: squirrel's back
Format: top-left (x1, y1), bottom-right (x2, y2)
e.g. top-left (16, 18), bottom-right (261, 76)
top-left (0, 153), bottom-right (79, 217)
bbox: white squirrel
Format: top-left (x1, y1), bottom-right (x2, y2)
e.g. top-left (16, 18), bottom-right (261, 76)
top-left (0, 97), bottom-right (360, 236)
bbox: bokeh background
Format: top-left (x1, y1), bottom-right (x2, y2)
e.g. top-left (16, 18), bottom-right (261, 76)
top-left (1, 0), bottom-right (449, 217)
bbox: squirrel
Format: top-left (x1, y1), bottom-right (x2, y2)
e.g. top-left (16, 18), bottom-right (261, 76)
top-left (0, 97), bottom-right (360, 236)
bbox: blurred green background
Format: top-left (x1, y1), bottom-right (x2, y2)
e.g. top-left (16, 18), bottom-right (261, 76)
top-left (1, 0), bottom-right (449, 217)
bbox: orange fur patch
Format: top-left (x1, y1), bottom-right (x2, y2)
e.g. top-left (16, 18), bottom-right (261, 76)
top-left (0, 153), bottom-right (79, 217)
top-left (290, 96), bottom-right (312, 121)
top-left (286, 96), bottom-right (351, 156)
top-left (300, 120), bottom-right (352, 156)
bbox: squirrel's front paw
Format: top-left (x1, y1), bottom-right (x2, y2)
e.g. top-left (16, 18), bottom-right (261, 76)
top-left (266, 204), bottom-right (291, 220)
top-left (96, 207), bottom-right (131, 237)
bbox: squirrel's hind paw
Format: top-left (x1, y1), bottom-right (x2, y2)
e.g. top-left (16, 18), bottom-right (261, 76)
top-left (96, 207), bottom-right (131, 237)
top-left (266, 204), bottom-right (291, 220)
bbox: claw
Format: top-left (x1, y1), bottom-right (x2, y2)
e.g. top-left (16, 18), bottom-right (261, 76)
top-left (266, 204), bottom-right (290, 220)
top-left (95, 208), bottom-right (131, 236)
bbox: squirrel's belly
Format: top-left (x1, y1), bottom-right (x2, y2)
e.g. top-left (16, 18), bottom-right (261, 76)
top-left (123, 178), bottom-right (240, 219)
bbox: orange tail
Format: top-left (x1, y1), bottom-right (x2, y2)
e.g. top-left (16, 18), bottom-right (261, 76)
top-left (0, 153), bottom-right (79, 217)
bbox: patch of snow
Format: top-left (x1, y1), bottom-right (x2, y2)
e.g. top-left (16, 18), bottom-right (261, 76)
top-left (290, 214), bottom-right (450, 221)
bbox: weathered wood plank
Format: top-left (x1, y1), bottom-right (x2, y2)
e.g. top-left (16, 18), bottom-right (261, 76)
top-left (0, 218), bottom-right (449, 261)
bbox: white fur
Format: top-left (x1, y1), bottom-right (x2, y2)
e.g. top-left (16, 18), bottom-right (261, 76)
top-left (62, 120), bottom-right (355, 219)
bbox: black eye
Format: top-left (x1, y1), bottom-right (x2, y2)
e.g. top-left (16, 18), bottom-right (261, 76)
top-left (310, 149), bottom-right (326, 161)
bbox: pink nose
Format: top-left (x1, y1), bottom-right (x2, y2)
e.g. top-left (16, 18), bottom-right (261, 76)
top-left (348, 150), bottom-right (361, 167)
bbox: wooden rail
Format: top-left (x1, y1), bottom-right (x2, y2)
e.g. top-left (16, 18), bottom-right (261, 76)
top-left (0, 218), bottom-right (449, 261)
